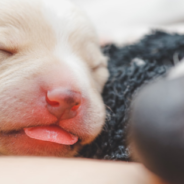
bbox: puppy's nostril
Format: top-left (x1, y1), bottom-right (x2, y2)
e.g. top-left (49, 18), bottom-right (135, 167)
top-left (46, 95), bottom-right (60, 107)
top-left (71, 103), bottom-right (80, 111)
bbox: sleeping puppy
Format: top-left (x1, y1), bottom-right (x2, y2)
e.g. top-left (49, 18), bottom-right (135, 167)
top-left (0, 0), bottom-right (109, 156)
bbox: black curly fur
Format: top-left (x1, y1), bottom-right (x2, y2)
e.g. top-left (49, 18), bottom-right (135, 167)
top-left (79, 31), bottom-right (184, 160)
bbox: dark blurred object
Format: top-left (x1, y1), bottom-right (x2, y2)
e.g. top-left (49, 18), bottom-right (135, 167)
top-left (129, 76), bottom-right (184, 184)
top-left (79, 31), bottom-right (184, 161)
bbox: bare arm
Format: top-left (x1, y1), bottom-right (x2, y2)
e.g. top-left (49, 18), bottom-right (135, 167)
top-left (0, 157), bottom-right (167, 184)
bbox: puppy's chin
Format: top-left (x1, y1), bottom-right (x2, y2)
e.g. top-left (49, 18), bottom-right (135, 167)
top-left (0, 113), bottom-right (104, 157)
top-left (0, 131), bottom-right (80, 157)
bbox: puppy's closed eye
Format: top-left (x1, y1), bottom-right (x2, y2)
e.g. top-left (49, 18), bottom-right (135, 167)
top-left (92, 63), bottom-right (106, 71)
top-left (91, 56), bottom-right (109, 93)
top-left (0, 50), bottom-right (12, 61)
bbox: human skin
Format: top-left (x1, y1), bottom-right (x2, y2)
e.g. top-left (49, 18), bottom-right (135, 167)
top-left (0, 157), bottom-right (168, 184)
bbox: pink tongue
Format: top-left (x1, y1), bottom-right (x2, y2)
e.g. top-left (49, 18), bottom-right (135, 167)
top-left (24, 126), bottom-right (78, 145)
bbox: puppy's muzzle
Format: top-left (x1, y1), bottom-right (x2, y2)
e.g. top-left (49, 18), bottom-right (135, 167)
top-left (129, 76), bottom-right (184, 184)
top-left (46, 88), bottom-right (81, 120)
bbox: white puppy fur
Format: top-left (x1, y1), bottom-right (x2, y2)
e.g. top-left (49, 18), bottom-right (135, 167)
top-left (0, 0), bottom-right (109, 156)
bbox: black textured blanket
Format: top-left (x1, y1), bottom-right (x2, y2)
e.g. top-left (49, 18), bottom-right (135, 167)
top-left (79, 31), bottom-right (184, 161)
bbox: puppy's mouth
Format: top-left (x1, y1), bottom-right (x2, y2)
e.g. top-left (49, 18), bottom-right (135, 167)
top-left (2, 125), bottom-right (79, 146)
top-left (24, 125), bottom-right (78, 145)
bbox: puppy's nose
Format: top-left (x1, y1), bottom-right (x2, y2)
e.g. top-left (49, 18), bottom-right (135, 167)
top-left (46, 88), bottom-right (81, 119)
top-left (130, 76), bottom-right (184, 184)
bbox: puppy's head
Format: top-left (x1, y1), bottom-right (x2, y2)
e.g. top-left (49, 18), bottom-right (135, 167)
top-left (0, 0), bottom-right (109, 156)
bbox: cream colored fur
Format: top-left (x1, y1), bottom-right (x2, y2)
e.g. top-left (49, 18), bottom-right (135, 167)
top-left (0, 0), bottom-right (109, 156)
